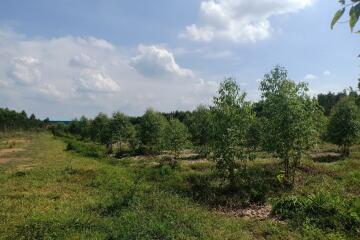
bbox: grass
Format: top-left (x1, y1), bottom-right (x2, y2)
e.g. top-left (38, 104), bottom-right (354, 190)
top-left (0, 132), bottom-right (359, 239)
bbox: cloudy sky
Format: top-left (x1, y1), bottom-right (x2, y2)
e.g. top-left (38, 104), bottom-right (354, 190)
top-left (0, 0), bottom-right (358, 120)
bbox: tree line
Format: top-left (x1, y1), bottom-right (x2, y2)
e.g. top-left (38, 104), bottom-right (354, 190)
top-left (0, 108), bottom-right (44, 131)
top-left (50, 66), bottom-right (360, 187)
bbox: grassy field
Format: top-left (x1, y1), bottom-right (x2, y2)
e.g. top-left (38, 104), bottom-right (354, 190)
top-left (0, 132), bottom-right (359, 239)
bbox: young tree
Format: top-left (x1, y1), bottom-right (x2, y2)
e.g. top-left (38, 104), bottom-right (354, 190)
top-left (210, 78), bottom-right (254, 187)
top-left (89, 113), bottom-right (112, 150)
top-left (188, 105), bottom-right (212, 156)
top-left (110, 112), bottom-right (137, 154)
top-left (246, 117), bottom-right (262, 151)
top-left (260, 66), bottom-right (320, 187)
top-left (139, 109), bottom-right (168, 154)
top-left (77, 116), bottom-right (91, 139)
top-left (164, 118), bottom-right (190, 159)
top-left (327, 97), bottom-right (360, 156)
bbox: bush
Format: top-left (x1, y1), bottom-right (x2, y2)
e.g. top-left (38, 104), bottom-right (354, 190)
top-left (159, 156), bottom-right (179, 169)
top-left (65, 139), bottom-right (106, 158)
top-left (272, 192), bottom-right (360, 234)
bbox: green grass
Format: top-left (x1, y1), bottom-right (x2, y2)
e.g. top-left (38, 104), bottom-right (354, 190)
top-left (0, 132), bottom-right (359, 239)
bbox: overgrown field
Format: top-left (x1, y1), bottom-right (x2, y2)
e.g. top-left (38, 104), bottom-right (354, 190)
top-left (0, 132), bottom-right (359, 239)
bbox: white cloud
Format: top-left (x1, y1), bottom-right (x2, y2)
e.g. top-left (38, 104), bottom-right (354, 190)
top-left (304, 74), bottom-right (318, 81)
top-left (323, 70), bottom-right (331, 76)
top-left (76, 70), bottom-right (120, 93)
top-left (37, 83), bottom-right (65, 99)
top-left (181, 0), bottom-right (316, 42)
top-left (69, 53), bottom-right (98, 68)
top-left (7, 56), bottom-right (42, 85)
top-left (130, 45), bottom-right (193, 78)
top-left (0, 80), bottom-right (8, 87)
top-left (0, 28), bottom-right (217, 119)
top-left (83, 37), bottom-right (115, 50)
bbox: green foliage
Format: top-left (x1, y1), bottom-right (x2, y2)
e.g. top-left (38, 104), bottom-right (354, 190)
top-left (272, 193), bottom-right (360, 235)
top-left (332, 0), bottom-right (360, 32)
top-left (65, 138), bottom-right (106, 158)
top-left (327, 96), bottom-right (360, 155)
top-left (50, 123), bottom-right (68, 137)
top-left (260, 66), bottom-right (321, 186)
top-left (246, 116), bottom-right (262, 151)
top-left (164, 118), bottom-right (190, 159)
top-left (89, 113), bottom-right (112, 146)
top-left (139, 109), bottom-right (168, 154)
top-left (317, 91), bottom-right (347, 116)
top-left (188, 105), bottom-right (212, 156)
top-left (110, 112), bottom-right (138, 156)
top-left (68, 116), bottom-right (90, 139)
top-left (210, 78), bottom-right (254, 186)
top-left (0, 108), bottom-right (42, 131)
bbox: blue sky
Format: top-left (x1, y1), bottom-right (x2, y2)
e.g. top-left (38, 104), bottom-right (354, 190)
top-left (0, 0), bottom-right (358, 119)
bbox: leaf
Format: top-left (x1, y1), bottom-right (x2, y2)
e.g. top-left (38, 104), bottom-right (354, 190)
top-left (349, 4), bottom-right (360, 31)
top-left (331, 8), bottom-right (345, 29)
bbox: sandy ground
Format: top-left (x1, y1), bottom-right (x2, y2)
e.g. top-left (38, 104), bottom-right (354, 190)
top-left (0, 148), bottom-right (28, 164)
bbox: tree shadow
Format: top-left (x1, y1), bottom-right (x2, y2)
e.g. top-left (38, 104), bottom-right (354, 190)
top-left (185, 162), bottom-right (285, 209)
top-left (310, 152), bottom-right (344, 163)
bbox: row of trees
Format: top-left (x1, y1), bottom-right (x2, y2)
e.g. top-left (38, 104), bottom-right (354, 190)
top-left (58, 66), bottom-right (360, 187)
top-left (0, 108), bottom-right (43, 131)
top-left (65, 109), bottom-right (190, 158)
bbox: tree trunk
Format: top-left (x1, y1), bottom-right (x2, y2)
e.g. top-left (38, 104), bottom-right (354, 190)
top-left (283, 154), bottom-right (292, 188)
top-left (228, 166), bottom-right (236, 189)
top-left (342, 144), bottom-right (350, 157)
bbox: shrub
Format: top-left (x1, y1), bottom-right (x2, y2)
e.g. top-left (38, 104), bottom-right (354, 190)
top-left (65, 139), bottom-right (106, 158)
top-left (272, 192), bottom-right (360, 234)
top-left (327, 97), bottom-right (360, 156)
top-left (159, 156), bottom-right (179, 169)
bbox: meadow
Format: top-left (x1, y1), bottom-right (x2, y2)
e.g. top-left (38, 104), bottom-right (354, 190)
top-left (0, 131), bottom-right (358, 240)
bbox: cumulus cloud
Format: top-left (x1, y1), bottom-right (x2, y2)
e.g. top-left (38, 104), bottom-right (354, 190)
top-left (37, 83), bottom-right (65, 99)
top-left (79, 37), bottom-right (115, 50)
top-left (7, 56), bottom-right (42, 85)
top-left (323, 70), bottom-right (331, 76)
top-left (76, 70), bottom-right (120, 93)
top-left (130, 45), bottom-right (193, 78)
top-left (304, 74), bottom-right (318, 81)
top-left (181, 0), bottom-right (316, 42)
top-left (0, 28), bottom-right (216, 119)
top-left (69, 53), bottom-right (98, 68)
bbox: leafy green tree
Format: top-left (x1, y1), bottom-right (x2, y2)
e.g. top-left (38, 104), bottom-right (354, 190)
top-left (210, 78), bottom-right (254, 187)
top-left (188, 105), bottom-right (212, 156)
top-left (317, 91), bottom-right (347, 116)
top-left (164, 118), bottom-right (190, 159)
top-left (327, 96), bottom-right (360, 156)
top-left (89, 113), bottom-right (112, 148)
top-left (260, 66), bottom-right (320, 187)
top-left (331, 0), bottom-right (360, 32)
top-left (246, 116), bottom-right (262, 151)
top-left (139, 109), bottom-right (168, 154)
top-left (110, 112), bottom-right (137, 154)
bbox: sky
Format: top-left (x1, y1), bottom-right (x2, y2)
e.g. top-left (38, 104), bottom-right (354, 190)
top-left (0, 0), bottom-right (358, 120)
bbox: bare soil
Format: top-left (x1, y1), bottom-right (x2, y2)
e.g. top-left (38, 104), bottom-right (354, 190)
top-left (216, 204), bottom-right (272, 220)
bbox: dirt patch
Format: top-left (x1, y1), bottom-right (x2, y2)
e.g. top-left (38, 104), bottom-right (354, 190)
top-left (216, 204), bottom-right (272, 220)
top-left (181, 159), bottom-right (210, 165)
top-left (0, 157), bottom-right (31, 164)
top-left (15, 164), bottom-right (34, 171)
top-left (5, 138), bottom-right (28, 144)
top-left (0, 148), bottom-right (25, 156)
